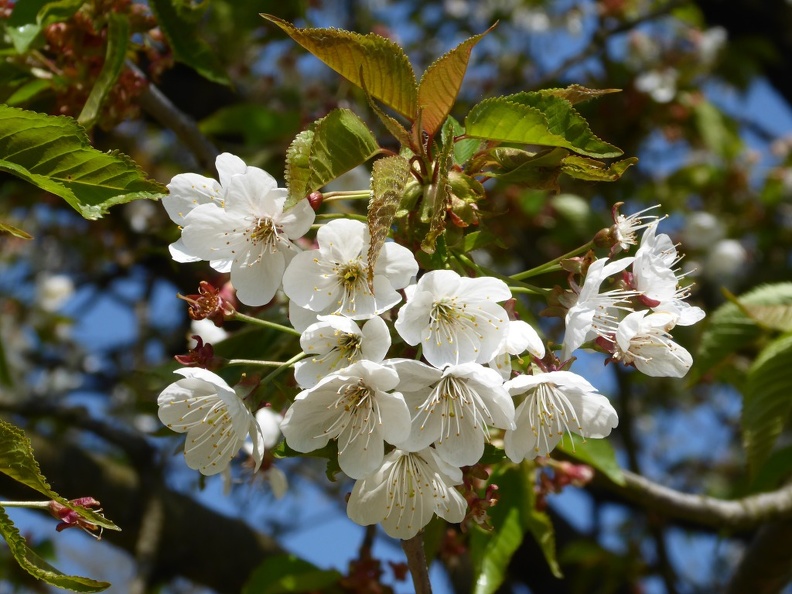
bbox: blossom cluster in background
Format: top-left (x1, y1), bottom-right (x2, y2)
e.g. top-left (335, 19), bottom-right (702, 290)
top-left (156, 154), bottom-right (705, 540)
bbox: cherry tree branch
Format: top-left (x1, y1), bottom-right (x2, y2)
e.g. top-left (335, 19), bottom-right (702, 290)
top-left (596, 468), bottom-right (792, 531)
top-left (725, 518), bottom-right (792, 594)
top-left (127, 61), bottom-right (219, 172)
top-left (402, 533), bottom-right (432, 594)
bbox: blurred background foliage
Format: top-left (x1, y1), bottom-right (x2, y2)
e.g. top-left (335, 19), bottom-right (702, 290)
top-left (2, 0), bottom-right (792, 593)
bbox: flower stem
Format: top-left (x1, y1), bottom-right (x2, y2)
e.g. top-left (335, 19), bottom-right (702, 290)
top-left (227, 359), bottom-right (299, 367)
top-left (231, 312), bottom-right (301, 337)
top-left (0, 501), bottom-right (51, 509)
top-left (402, 533), bottom-right (433, 594)
top-left (259, 352), bottom-right (308, 385)
top-left (321, 190), bottom-right (371, 201)
top-left (315, 212), bottom-right (368, 223)
top-left (454, 252), bottom-right (548, 295)
top-left (510, 240), bottom-right (594, 281)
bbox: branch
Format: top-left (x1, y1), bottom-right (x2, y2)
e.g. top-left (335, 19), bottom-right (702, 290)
top-left (128, 61), bottom-right (219, 172)
top-left (725, 518), bottom-right (792, 594)
top-left (596, 468), bottom-right (792, 531)
top-left (402, 533), bottom-right (432, 594)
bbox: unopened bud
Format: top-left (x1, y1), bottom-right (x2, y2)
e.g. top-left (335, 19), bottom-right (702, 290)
top-left (308, 191), bottom-right (323, 210)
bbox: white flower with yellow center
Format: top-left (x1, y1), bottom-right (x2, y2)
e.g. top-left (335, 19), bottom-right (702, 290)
top-left (282, 219), bottom-right (418, 320)
top-left (389, 359), bottom-right (514, 467)
top-left (347, 447), bottom-right (467, 540)
top-left (395, 270), bottom-right (511, 368)
top-left (294, 315), bottom-right (391, 388)
top-left (280, 360), bottom-right (411, 479)
top-left (178, 167), bottom-right (315, 306)
top-left (503, 370), bottom-right (618, 461)
top-left (488, 320), bottom-right (545, 379)
top-left (157, 368), bottom-right (264, 476)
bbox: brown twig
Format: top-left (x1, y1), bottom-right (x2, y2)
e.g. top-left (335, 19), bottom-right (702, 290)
top-left (401, 533), bottom-right (432, 594)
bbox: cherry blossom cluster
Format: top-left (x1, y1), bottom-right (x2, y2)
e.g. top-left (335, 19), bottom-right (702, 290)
top-left (156, 154), bottom-right (704, 540)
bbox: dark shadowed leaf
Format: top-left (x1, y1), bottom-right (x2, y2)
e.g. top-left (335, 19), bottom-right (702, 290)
top-left (149, 0), bottom-right (229, 85)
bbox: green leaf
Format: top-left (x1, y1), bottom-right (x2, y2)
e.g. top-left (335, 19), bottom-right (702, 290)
top-left (539, 85), bottom-right (621, 105)
top-left (0, 106), bottom-right (166, 220)
top-left (742, 332), bottom-right (792, 474)
top-left (466, 94), bottom-right (622, 158)
top-left (561, 155), bottom-right (638, 182)
top-left (740, 303), bottom-right (792, 332)
top-left (285, 109), bottom-right (380, 207)
top-left (367, 155), bottom-right (411, 289)
top-left (284, 129), bottom-right (315, 208)
top-left (0, 418), bottom-right (120, 532)
top-left (78, 13), bottom-right (130, 129)
top-left (0, 221), bottom-right (33, 240)
top-left (693, 283), bottom-right (792, 381)
top-left (470, 464), bottom-right (561, 594)
top-left (417, 26), bottom-right (493, 137)
top-left (0, 505), bottom-right (110, 592)
top-left (262, 15), bottom-right (418, 120)
top-left (149, 0), bottom-right (229, 85)
top-left (7, 0), bottom-right (82, 53)
top-left (555, 433), bottom-right (625, 486)
top-left (242, 554), bottom-right (342, 594)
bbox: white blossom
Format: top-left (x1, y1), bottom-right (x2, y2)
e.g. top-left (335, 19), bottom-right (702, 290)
top-left (613, 310), bottom-right (693, 378)
top-left (347, 447), bottom-right (467, 540)
top-left (389, 359), bottom-right (515, 467)
top-left (294, 315), bottom-right (391, 388)
top-left (162, 153), bottom-right (248, 263)
top-left (632, 222), bottom-right (705, 326)
top-left (562, 257), bottom-right (635, 360)
top-left (489, 320), bottom-right (545, 379)
top-left (36, 273), bottom-right (74, 312)
top-left (503, 371), bottom-right (618, 461)
top-left (178, 167), bottom-right (315, 306)
top-left (611, 204), bottom-right (659, 254)
top-left (157, 368), bottom-right (264, 476)
top-left (280, 360), bottom-right (411, 479)
top-left (395, 270), bottom-right (511, 368)
top-left (282, 219), bottom-right (417, 320)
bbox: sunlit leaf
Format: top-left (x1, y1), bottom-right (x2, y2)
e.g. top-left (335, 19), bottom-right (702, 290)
top-left (368, 155), bottom-right (411, 289)
top-left (262, 15), bottom-right (418, 119)
top-left (743, 332), bottom-right (792, 474)
top-left (0, 506), bottom-right (110, 592)
top-left (0, 105), bottom-right (166, 220)
top-left (78, 13), bottom-right (130, 129)
top-left (555, 433), bottom-right (625, 486)
top-left (242, 554), bottom-right (342, 594)
top-left (284, 129), bottom-right (315, 209)
top-left (417, 26), bottom-right (493, 137)
top-left (150, 0), bottom-right (229, 85)
top-left (0, 419), bottom-right (120, 532)
top-left (466, 94), bottom-right (622, 158)
top-left (284, 110), bottom-right (379, 208)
